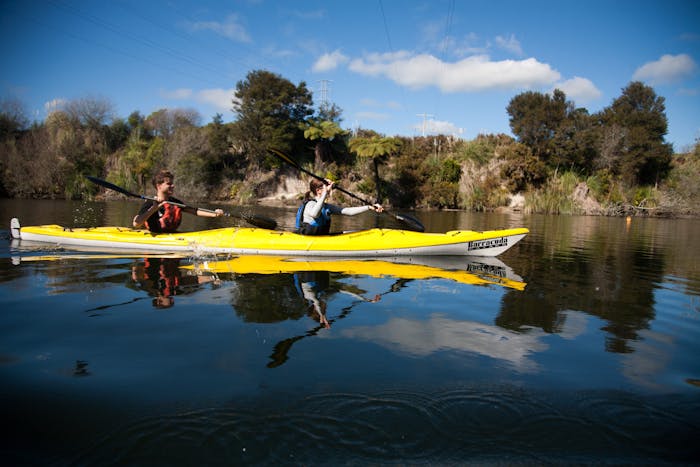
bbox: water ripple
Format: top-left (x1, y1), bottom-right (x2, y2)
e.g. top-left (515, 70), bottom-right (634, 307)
top-left (69, 386), bottom-right (699, 465)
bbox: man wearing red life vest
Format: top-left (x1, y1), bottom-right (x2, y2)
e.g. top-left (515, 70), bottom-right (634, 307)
top-left (133, 169), bottom-right (223, 233)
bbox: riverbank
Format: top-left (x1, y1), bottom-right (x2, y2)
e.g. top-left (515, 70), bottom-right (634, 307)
top-left (251, 172), bottom-right (698, 219)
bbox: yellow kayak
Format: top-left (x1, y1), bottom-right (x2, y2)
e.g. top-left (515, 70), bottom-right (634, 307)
top-left (10, 218), bottom-right (528, 257)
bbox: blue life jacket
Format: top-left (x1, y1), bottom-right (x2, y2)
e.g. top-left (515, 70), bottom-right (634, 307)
top-left (295, 200), bottom-right (331, 235)
top-left (294, 271), bottom-right (330, 301)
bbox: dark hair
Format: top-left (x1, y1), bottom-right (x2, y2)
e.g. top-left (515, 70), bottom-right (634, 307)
top-left (152, 169), bottom-right (174, 188)
top-left (304, 179), bottom-right (326, 201)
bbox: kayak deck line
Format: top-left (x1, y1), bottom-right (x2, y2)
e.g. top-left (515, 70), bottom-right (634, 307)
top-left (10, 218), bottom-right (529, 257)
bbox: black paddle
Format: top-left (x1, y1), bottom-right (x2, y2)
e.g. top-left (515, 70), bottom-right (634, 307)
top-left (267, 148), bottom-right (425, 232)
top-left (86, 176), bottom-right (278, 230)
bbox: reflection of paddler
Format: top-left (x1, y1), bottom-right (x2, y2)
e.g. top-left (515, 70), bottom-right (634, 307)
top-left (132, 258), bottom-right (217, 308)
top-left (295, 271), bottom-right (331, 327)
top-left (268, 273), bottom-right (390, 368)
top-left (294, 270), bottom-right (381, 328)
top-left (150, 258), bottom-right (180, 306)
top-left (143, 258), bottom-right (180, 308)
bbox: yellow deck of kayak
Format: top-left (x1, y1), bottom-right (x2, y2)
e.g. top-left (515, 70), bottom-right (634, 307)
top-left (12, 219), bottom-right (528, 257)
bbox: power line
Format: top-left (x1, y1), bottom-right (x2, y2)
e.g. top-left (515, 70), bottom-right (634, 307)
top-left (441, 0), bottom-right (456, 60)
top-left (431, 0), bottom-right (456, 136)
top-left (47, 0), bottom-right (234, 84)
top-left (378, 0), bottom-right (394, 53)
top-left (114, 0), bottom-right (272, 76)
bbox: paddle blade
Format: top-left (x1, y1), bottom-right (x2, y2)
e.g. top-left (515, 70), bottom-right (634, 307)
top-left (268, 147), bottom-right (301, 170)
top-left (393, 212), bottom-right (425, 232)
top-left (243, 214), bottom-right (277, 230)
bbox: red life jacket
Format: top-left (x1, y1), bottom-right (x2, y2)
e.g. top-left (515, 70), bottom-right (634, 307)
top-left (144, 258), bottom-right (180, 297)
top-left (158, 202), bottom-right (182, 232)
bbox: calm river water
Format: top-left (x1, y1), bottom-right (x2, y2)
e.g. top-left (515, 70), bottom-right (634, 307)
top-left (1, 199), bottom-right (698, 465)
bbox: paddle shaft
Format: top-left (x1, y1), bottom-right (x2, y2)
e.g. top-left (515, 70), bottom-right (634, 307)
top-left (86, 176), bottom-right (277, 229)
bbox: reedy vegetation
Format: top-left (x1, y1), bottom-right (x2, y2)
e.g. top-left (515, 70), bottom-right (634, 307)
top-left (1, 71), bottom-right (698, 217)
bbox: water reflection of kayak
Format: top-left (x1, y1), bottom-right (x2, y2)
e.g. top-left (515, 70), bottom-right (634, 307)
top-left (182, 255), bottom-right (526, 291)
top-left (10, 248), bottom-right (525, 290)
top-left (10, 217), bottom-right (528, 257)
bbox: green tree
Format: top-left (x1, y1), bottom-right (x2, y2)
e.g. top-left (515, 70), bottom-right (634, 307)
top-left (500, 142), bottom-right (547, 191)
top-left (167, 125), bottom-right (216, 199)
top-left (105, 118), bottom-right (130, 152)
top-left (349, 135), bottom-right (400, 202)
top-left (551, 107), bottom-right (599, 173)
top-left (317, 101), bottom-right (343, 123)
top-left (145, 108), bottom-right (200, 139)
top-left (0, 97), bottom-right (29, 140)
top-left (127, 111), bottom-right (149, 141)
top-left (422, 157), bottom-right (462, 208)
top-left (507, 89), bottom-right (571, 164)
top-left (121, 136), bottom-right (164, 191)
top-left (304, 119), bottom-right (347, 170)
top-left (42, 100), bottom-right (111, 198)
top-left (206, 113), bottom-right (236, 175)
top-left (208, 114), bottom-right (228, 154)
top-left (231, 70), bottom-right (313, 167)
top-left (0, 97), bottom-right (29, 196)
top-left (61, 96), bottom-right (115, 130)
top-left (598, 81), bottom-right (673, 185)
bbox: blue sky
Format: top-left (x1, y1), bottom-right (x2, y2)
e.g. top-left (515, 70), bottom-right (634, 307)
top-left (2, 0), bottom-right (699, 150)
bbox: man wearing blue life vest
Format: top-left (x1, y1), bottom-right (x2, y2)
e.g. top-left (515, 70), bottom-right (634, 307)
top-left (295, 179), bottom-right (383, 235)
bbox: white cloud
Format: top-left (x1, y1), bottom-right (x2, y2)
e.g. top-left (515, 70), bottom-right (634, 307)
top-left (189, 14), bottom-right (251, 43)
top-left (414, 118), bottom-right (462, 136)
top-left (197, 88), bottom-right (236, 112)
top-left (632, 54), bottom-right (697, 85)
top-left (349, 52), bottom-right (561, 92)
top-left (341, 314), bottom-right (548, 373)
top-left (312, 50), bottom-right (349, 72)
top-left (495, 34), bottom-right (523, 56)
top-left (161, 87), bottom-right (235, 113)
top-left (451, 32), bottom-right (489, 57)
top-left (553, 76), bottom-right (602, 103)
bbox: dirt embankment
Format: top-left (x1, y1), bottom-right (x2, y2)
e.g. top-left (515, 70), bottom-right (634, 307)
top-left (256, 173), bottom-right (306, 207)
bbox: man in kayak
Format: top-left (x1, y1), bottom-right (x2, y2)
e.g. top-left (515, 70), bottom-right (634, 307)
top-left (295, 179), bottom-right (383, 235)
top-left (133, 169), bottom-right (224, 233)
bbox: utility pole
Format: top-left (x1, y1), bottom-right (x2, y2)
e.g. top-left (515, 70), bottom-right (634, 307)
top-left (416, 113), bottom-right (434, 137)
